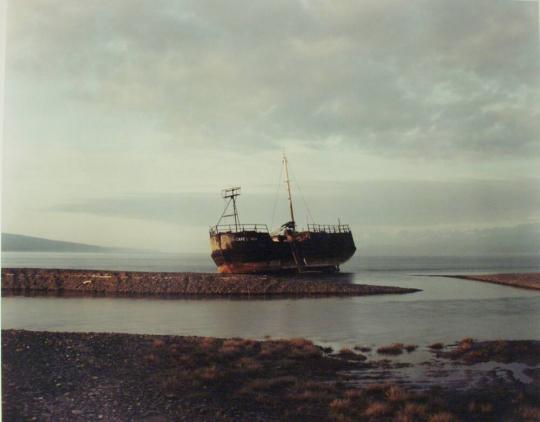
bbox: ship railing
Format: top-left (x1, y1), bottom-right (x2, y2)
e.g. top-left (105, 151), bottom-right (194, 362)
top-left (210, 224), bottom-right (269, 235)
top-left (307, 223), bottom-right (351, 233)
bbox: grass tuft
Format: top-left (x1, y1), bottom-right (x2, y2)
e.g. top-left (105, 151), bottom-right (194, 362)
top-left (428, 411), bottom-right (457, 422)
top-left (404, 344), bottom-right (418, 353)
top-left (385, 385), bottom-right (409, 402)
top-left (429, 342), bottom-right (445, 350)
top-left (364, 401), bottom-right (392, 417)
top-left (152, 339), bottom-right (165, 348)
top-left (519, 405), bottom-right (540, 420)
top-left (457, 337), bottom-right (474, 352)
top-left (377, 343), bottom-right (404, 355)
top-left (329, 398), bottom-right (352, 413)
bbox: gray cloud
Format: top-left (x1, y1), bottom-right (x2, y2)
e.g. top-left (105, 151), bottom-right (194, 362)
top-left (53, 193), bottom-right (220, 227)
top-left (53, 179), bottom-right (540, 228)
top-left (6, 0), bottom-right (540, 157)
top-left (360, 223), bottom-right (540, 256)
top-left (51, 180), bottom-right (540, 255)
top-left (4, 1), bottom-right (540, 253)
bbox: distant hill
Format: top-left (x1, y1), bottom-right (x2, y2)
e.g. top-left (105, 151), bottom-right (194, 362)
top-left (1, 233), bottom-right (128, 253)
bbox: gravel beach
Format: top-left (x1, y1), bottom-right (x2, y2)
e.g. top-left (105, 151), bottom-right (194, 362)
top-left (1, 268), bottom-right (419, 297)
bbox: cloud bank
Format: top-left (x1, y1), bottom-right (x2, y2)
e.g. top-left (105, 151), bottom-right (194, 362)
top-left (6, 0), bottom-right (539, 157)
top-left (3, 0), bottom-right (540, 253)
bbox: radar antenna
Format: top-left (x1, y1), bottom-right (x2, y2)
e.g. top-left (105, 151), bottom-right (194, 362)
top-left (216, 187), bottom-right (241, 231)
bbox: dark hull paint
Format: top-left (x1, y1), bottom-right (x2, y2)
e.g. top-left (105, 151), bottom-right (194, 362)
top-left (210, 231), bottom-right (356, 274)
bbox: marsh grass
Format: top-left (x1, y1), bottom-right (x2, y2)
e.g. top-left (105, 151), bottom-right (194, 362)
top-left (377, 343), bottom-right (405, 355)
top-left (429, 342), bottom-right (444, 350)
top-left (520, 405), bottom-right (540, 420)
top-left (354, 345), bottom-right (372, 353)
top-left (467, 400), bottom-right (493, 414)
top-left (439, 338), bottom-right (540, 365)
top-left (5, 331), bottom-right (538, 422)
top-left (428, 412), bottom-right (457, 422)
top-left (399, 402), bottom-right (428, 419)
top-left (404, 344), bottom-right (418, 353)
top-left (364, 401), bottom-right (393, 417)
top-left (338, 348), bottom-right (367, 361)
top-left (385, 385), bottom-right (409, 402)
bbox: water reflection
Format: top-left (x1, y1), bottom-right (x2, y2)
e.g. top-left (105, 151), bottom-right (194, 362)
top-left (3, 289), bottom-right (540, 349)
top-left (2, 253), bottom-right (540, 350)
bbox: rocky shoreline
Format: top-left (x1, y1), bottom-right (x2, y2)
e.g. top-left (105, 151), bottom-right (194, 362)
top-left (439, 272), bottom-right (540, 290)
top-left (1, 268), bottom-right (419, 297)
top-left (3, 330), bottom-right (539, 421)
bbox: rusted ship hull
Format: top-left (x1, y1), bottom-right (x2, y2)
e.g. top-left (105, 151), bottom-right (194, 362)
top-left (210, 230), bottom-right (356, 274)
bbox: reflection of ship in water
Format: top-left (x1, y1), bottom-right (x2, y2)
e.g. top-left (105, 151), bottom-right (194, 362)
top-left (209, 156), bottom-right (356, 274)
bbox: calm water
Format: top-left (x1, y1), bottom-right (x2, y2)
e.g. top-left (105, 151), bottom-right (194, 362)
top-left (2, 252), bottom-right (540, 349)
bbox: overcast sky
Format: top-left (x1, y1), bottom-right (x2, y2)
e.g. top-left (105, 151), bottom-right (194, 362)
top-left (2, 0), bottom-right (540, 254)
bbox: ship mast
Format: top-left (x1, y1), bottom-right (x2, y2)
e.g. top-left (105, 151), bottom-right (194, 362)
top-left (283, 154), bottom-right (296, 230)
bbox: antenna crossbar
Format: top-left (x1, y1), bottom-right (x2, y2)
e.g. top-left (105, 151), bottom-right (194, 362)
top-left (222, 187), bottom-right (241, 199)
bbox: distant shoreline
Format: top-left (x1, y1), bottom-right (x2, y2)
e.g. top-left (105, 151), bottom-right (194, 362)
top-left (436, 273), bottom-right (540, 290)
top-left (1, 268), bottom-right (419, 298)
top-left (1, 233), bottom-right (152, 254)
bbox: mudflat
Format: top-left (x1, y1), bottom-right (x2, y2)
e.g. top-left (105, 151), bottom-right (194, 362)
top-left (1, 268), bottom-right (419, 297)
top-left (3, 330), bottom-right (540, 421)
top-left (440, 273), bottom-right (540, 290)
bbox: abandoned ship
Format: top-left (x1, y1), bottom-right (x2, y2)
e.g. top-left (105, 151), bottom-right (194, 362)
top-left (209, 155), bottom-right (356, 274)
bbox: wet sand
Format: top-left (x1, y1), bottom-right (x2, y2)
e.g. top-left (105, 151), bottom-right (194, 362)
top-left (3, 330), bottom-right (539, 421)
top-left (440, 273), bottom-right (540, 290)
top-left (1, 268), bottom-right (419, 298)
